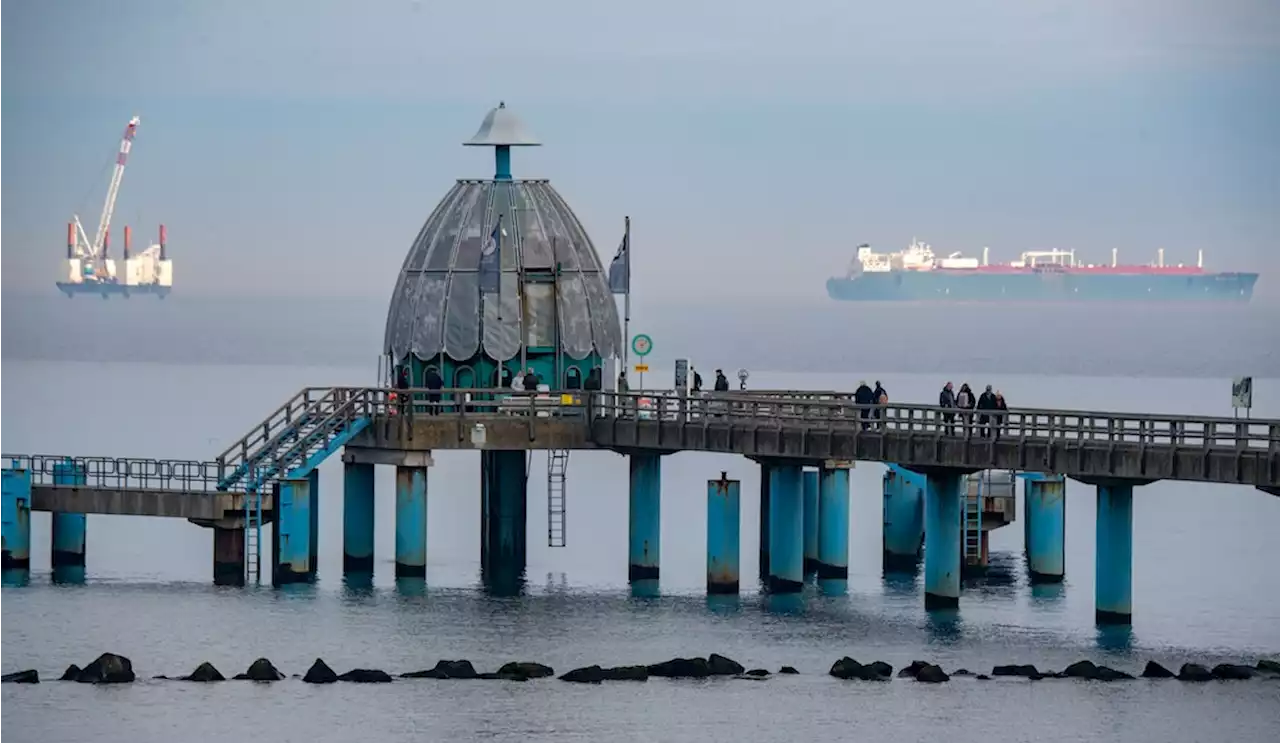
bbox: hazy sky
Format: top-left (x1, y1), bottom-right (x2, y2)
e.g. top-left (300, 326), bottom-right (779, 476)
top-left (3, 0), bottom-right (1278, 302)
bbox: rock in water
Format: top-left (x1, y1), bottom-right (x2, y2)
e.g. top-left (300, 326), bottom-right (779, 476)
top-left (601, 665), bottom-right (649, 681)
top-left (1061, 660), bottom-right (1100, 679)
top-left (1256, 659), bottom-right (1280, 675)
top-left (1211, 664), bottom-right (1256, 680)
top-left (184, 662), bottom-right (225, 682)
top-left (707, 654), bottom-right (744, 676)
top-left (992, 664), bottom-right (1043, 680)
top-left (337, 669), bottom-right (393, 683)
top-left (1141, 661), bottom-right (1175, 678)
top-left (498, 662), bottom-right (554, 680)
top-left (1177, 663), bottom-right (1214, 682)
top-left (560, 665), bottom-right (605, 684)
top-left (1094, 666), bottom-right (1134, 681)
top-left (235, 658), bottom-right (284, 681)
top-left (915, 665), bottom-right (950, 683)
top-left (58, 665), bottom-right (81, 681)
top-left (865, 661), bottom-right (893, 679)
top-left (401, 659), bottom-right (477, 679)
top-left (778, 666), bottom-right (799, 675)
top-left (829, 657), bottom-right (866, 680)
top-left (897, 660), bottom-right (932, 678)
top-left (2, 670), bottom-right (39, 684)
top-left (744, 669), bottom-right (770, 677)
top-left (647, 657), bottom-right (711, 678)
top-left (303, 659), bottom-right (338, 684)
top-left (76, 653), bottom-right (136, 684)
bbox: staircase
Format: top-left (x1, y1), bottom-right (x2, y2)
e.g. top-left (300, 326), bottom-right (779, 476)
top-left (547, 449), bottom-right (569, 547)
top-left (963, 473), bottom-right (984, 567)
top-left (215, 387), bottom-right (384, 582)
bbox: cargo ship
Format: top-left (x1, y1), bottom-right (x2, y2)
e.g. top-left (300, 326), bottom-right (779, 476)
top-left (826, 239), bottom-right (1258, 302)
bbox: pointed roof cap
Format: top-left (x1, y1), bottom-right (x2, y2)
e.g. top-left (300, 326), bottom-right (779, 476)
top-left (463, 101), bottom-right (541, 147)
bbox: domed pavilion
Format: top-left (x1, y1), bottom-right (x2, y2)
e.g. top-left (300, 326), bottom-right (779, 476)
top-left (383, 102), bottom-right (623, 391)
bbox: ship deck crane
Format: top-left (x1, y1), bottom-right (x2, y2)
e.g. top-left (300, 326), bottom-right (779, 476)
top-left (71, 116), bottom-right (139, 277)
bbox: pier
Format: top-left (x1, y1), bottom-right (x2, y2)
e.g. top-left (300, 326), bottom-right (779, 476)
top-left (4, 386), bottom-right (1277, 624)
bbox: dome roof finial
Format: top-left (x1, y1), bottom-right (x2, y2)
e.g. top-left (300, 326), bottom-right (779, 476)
top-left (464, 101), bottom-right (541, 148)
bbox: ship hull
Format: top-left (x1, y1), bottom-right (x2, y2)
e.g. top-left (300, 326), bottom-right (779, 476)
top-left (826, 271), bottom-right (1258, 303)
top-left (56, 282), bottom-right (170, 298)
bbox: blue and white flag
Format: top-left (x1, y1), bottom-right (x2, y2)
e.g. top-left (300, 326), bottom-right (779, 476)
top-left (480, 215), bottom-right (506, 294)
top-left (607, 233), bottom-right (629, 294)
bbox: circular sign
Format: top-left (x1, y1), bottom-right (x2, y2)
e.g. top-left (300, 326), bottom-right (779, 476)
top-left (631, 334), bottom-right (653, 357)
top-left (737, 368), bottom-right (750, 382)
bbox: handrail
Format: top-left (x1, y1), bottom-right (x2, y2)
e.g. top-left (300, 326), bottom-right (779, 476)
top-left (3, 454), bottom-right (233, 493)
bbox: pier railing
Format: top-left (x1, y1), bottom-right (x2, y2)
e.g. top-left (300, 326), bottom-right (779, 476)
top-left (4, 454), bottom-right (229, 493)
top-left (589, 391), bottom-right (1280, 450)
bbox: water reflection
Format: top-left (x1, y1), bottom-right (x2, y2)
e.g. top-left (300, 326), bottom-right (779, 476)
top-left (629, 579), bottom-right (660, 599)
top-left (1029, 581), bottom-right (1066, 604)
top-left (705, 594), bottom-right (742, 616)
top-left (763, 593), bottom-right (806, 616)
top-left (395, 576), bottom-right (427, 597)
top-left (341, 571), bottom-right (375, 595)
top-left (1095, 623), bottom-right (1135, 653)
top-left (817, 578), bottom-right (848, 596)
top-left (481, 566), bottom-right (526, 597)
top-left (1, 568), bottom-right (30, 587)
top-left (925, 608), bottom-right (963, 645)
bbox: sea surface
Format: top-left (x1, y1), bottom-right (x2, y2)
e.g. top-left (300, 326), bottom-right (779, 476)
top-left (3, 298), bottom-right (1280, 742)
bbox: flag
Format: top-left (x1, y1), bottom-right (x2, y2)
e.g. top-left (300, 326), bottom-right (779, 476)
top-left (607, 233), bottom-right (629, 294)
top-left (480, 215), bottom-right (505, 294)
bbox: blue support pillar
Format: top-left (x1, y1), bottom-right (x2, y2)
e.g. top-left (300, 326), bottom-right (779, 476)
top-left (758, 462), bottom-right (772, 582)
top-left (802, 469), bottom-right (820, 577)
top-left (817, 463), bottom-right (851, 582)
top-left (628, 453), bottom-right (661, 583)
top-left (1025, 474), bottom-right (1066, 583)
top-left (2, 468), bottom-right (32, 573)
top-left (481, 450), bottom-right (528, 592)
top-left (883, 465), bottom-right (925, 571)
top-left (1095, 482), bottom-right (1134, 625)
top-left (343, 462), bottom-right (375, 573)
top-left (706, 473), bottom-right (740, 594)
top-left (273, 476), bottom-right (314, 585)
top-left (51, 461), bottom-right (87, 577)
top-left (924, 470), bottom-right (963, 609)
top-left (307, 469), bottom-right (320, 576)
top-left (767, 464), bottom-right (804, 593)
top-left (394, 465), bottom-right (428, 578)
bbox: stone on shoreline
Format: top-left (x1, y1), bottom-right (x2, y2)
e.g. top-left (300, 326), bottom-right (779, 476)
top-left (234, 658), bottom-right (284, 681)
top-left (2, 670), bottom-right (39, 684)
top-left (497, 662), bottom-right (554, 680)
top-left (400, 660), bottom-right (477, 679)
top-left (338, 668), bottom-right (393, 683)
top-left (183, 662), bottom-right (225, 682)
top-left (1141, 661), bottom-right (1175, 678)
top-left (302, 659), bottom-right (338, 684)
top-left (915, 664), bottom-right (949, 683)
top-left (76, 653), bottom-right (135, 684)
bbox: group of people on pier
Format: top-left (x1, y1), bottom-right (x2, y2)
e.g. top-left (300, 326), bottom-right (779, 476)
top-left (938, 381), bottom-right (1008, 438)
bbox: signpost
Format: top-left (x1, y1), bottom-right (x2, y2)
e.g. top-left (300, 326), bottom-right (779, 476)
top-left (737, 368), bottom-right (750, 391)
top-left (1232, 376), bottom-right (1253, 419)
top-left (674, 358), bottom-right (689, 391)
top-left (631, 334), bottom-right (653, 389)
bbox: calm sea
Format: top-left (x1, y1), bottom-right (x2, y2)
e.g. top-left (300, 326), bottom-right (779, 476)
top-left (3, 297), bottom-right (1279, 742)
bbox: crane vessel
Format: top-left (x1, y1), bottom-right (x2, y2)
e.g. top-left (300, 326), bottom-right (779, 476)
top-left (57, 115), bottom-right (173, 298)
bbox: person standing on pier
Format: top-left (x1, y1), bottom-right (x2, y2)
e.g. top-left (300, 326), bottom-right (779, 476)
top-left (854, 380), bottom-right (875, 430)
top-left (993, 391), bottom-right (1008, 439)
top-left (691, 367), bottom-right (703, 393)
top-left (977, 384), bottom-right (998, 438)
top-left (713, 369), bottom-right (730, 392)
top-left (873, 380), bottom-right (888, 428)
top-left (939, 382), bottom-right (956, 434)
top-left (523, 368), bottom-right (541, 392)
top-left (956, 382), bottom-right (976, 436)
top-left (395, 364), bottom-right (411, 418)
top-left (424, 366), bottom-right (444, 415)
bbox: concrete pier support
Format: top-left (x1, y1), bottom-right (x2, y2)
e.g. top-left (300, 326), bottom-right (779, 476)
top-left (51, 461), bottom-right (87, 571)
top-left (213, 526), bottom-right (246, 586)
top-left (273, 476), bottom-right (314, 585)
top-left (758, 462), bottom-right (772, 582)
top-left (767, 464), bottom-right (804, 593)
top-left (628, 453), bottom-right (662, 582)
top-left (923, 470), bottom-right (963, 609)
top-left (1025, 475), bottom-right (1066, 583)
top-left (394, 465), bottom-right (428, 577)
top-left (883, 465), bottom-right (925, 571)
top-left (817, 464), bottom-right (850, 581)
top-left (308, 469), bottom-right (320, 574)
top-left (2, 469), bottom-right (32, 572)
top-left (481, 450), bottom-right (528, 583)
top-left (706, 473), bottom-right (740, 594)
top-left (802, 469), bottom-right (820, 576)
top-left (343, 462), bottom-right (376, 573)
top-left (1095, 482), bottom-right (1134, 625)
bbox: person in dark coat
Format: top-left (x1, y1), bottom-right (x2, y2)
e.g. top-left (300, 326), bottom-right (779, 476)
top-left (993, 391), bottom-right (1008, 439)
top-left (522, 367), bottom-right (541, 392)
top-left (872, 381), bottom-right (888, 426)
top-left (713, 369), bottom-right (730, 392)
top-left (939, 381), bottom-right (956, 435)
top-left (691, 368), bottom-right (703, 393)
top-left (854, 380), bottom-right (875, 430)
top-left (955, 382), bottom-right (976, 435)
top-left (395, 365), bottom-right (410, 417)
top-left (584, 367), bottom-right (602, 391)
top-left (977, 384), bottom-right (998, 437)
top-left (423, 366), bottom-right (444, 415)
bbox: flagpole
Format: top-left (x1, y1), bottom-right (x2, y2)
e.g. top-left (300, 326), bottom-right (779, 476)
top-left (518, 212), bottom-right (528, 376)
top-left (623, 215), bottom-right (631, 386)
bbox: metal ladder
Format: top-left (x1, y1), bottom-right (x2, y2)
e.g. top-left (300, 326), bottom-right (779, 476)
top-left (963, 473), bottom-right (984, 566)
top-left (244, 477), bottom-right (263, 584)
top-left (547, 449), bottom-right (569, 547)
